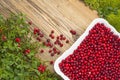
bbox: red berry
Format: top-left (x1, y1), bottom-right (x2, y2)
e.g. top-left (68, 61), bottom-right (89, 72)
top-left (38, 64), bottom-right (46, 73)
top-left (27, 49), bottom-right (30, 53)
top-left (72, 31), bottom-right (76, 35)
top-left (51, 53), bottom-right (54, 57)
top-left (53, 50), bottom-right (57, 54)
top-left (49, 34), bottom-right (55, 39)
top-left (15, 38), bottom-right (21, 43)
top-left (34, 28), bottom-right (40, 34)
top-left (54, 41), bottom-right (57, 44)
top-left (70, 30), bottom-right (73, 33)
top-left (49, 43), bottom-right (53, 48)
top-left (60, 37), bottom-right (63, 40)
top-left (40, 33), bottom-right (44, 37)
top-left (60, 43), bottom-right (63, 47)
top-left (51, 35), bottom-right (55, 39)
top-left (28, 21), bottom-right (32, 25)
top-left (43, 42), bottom-right (46, 46)
top-left (57, 36), bottom-right (59, 40)
top-left (60, 34), bottom-right (63, 38)
top-left (36, 37), bottom-right (41, 42)
top-left (24, 49), bottom-right (30, 54)
top-left (50, 61), bottom-right (54, 65)
top-left (70, 30), bottom-right (76, 35)
top-left (40, 49), bottom-right (44, 53)
top-left (49, 50), bottom-right (52, 53)
top-left (51, 30), bottom-right (54, 33)
top-left (46, 39), bottom-right (50, 42)
top-left (1, 35), bottom-right (7, 41)
top-left (66, 40), bottom-right (69, 43)
top-left (49, 34), bottom-right (52, 37)
top-left (62, 37), bottom-right (66, 40)
top-left (57, 50), bottom-right (61, 55)
top-left (46, 42), bottom-right (51, 47)
top-left (53, 47), bottom-right (57, 51)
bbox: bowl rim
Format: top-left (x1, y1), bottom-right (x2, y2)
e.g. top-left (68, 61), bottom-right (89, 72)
top-left (54, 18), bottom-right (120, 80)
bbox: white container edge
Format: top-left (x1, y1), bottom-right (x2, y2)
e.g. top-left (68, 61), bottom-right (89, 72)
top-left (54, 18), bottom-right (120, 80)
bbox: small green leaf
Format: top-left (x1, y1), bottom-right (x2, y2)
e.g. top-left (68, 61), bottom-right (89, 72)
top-left (21, 30), bottom-right (26, 33)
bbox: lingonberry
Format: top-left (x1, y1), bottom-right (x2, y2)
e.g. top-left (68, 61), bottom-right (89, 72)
top-left (57, 50), bottom-right (61, 55)
top-left (40, 49), bottom-right (44, 53)
top-left (53, 47), bottom-right (57, 51)
top-left (60, 34), bottom-right (63, 38)
top-left (57, 36), bottom-right (59, 40)
top-left (15, 38), bottom-right (21, 43)
top-left (46, 39), bottom-right (50, 42)
top-left (51, 35), bottom-right (55, 39)
top-left (51, 53), bottom-right (54, 57)
top-left (34, 28), bottom-right (40, 35)
top-left (36, 37), bottom-right (41, 42)
top-left (49, 34), bottom-right (51, 37)
top-left (50, 61), bottom-right (54, 65)
top-left (45, 42), bottom-right (51, 47)
top-left (53, 50), bottom-right (58, 54)
top-left (40, 33), bottom-right (44, 37)
top-left (46, 42), bottom-right (53, 48)
top-left (51, 30), bottom-right (54, 33)
top-left (24, 49), bottom-right (30, 54)
top-left (60, 37), bottom-right (63, 40)
top-left (70, 29), bottom-right (76, 35)
top-left (28, 21), bottom-right (32, 25)
top-left (49, 43), bottom-right (53, 48)
top-left (60, 43), bottom-right (63, 47)
top-left (59, 23), bottom-right (120, 80)
top-left (56, 39), bottom-right (60, 44)
top-left (49, 49), bottom-right (52, 53)
top-left (38, 64), bottom-right (46, 73)
top-left (43, 42), bottom-right (45, 45)
top-left (46, 42), bottom-right (50, 47)
top-left (66, 40), bottom-right (69, 43)
top-left (62, 37), bottom-right (66, 40)
top-left (54, 41), bottom-right (57, 44)
top-left (2, 35), bottom-right (7, 41)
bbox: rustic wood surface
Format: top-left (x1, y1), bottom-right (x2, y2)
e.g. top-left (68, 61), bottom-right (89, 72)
top-left (0, 0), bottom-right (98, 72)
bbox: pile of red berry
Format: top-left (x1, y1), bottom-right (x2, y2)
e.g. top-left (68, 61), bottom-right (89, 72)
top-left (59, 23), bottom-right (120, 80)
top-left (32, 22), bottom-right (77, 58)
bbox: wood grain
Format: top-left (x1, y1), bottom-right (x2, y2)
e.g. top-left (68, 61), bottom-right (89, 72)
top-left (0, 0), bottom-right (98, 72)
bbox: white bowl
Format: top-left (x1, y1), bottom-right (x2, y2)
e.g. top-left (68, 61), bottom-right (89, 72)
top-left (54, 18), bottom-right (120, 80)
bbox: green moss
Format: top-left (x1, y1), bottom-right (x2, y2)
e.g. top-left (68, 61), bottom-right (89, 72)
top-left (107, 10), bottom-right (120, 32)
top-left (84, 0), bottom-right (120, 32)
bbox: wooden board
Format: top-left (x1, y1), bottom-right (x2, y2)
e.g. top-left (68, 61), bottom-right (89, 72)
top-left (0, 0), bottom-right (98, 72)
